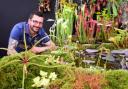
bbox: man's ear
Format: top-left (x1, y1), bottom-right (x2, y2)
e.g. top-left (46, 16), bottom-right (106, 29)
top-left (28, 19), bottom-right (31, 24)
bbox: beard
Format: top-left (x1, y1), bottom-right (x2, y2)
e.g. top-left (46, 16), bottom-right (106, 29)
top-left (30, 26), bottom-right (41, 33)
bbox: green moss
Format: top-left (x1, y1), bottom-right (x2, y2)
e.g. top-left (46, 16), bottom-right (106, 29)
top-left (0, 52), bottom-right (128, 89)
top-left (105, 70), bottom-right (128, 89)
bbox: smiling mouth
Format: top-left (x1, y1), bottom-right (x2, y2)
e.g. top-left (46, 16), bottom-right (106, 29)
top-left (34, 26), bottom-right (40, 29)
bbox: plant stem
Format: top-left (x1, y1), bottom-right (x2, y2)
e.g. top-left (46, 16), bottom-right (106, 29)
top-left (22, 65), bottom-right (25, 89)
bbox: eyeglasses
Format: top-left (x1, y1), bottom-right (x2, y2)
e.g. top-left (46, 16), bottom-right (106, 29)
top-left (31, 20), bottom-right (43, 25)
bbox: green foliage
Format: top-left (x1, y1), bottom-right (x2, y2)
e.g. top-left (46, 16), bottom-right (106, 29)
top-left (107, 0), bottom-right (122, 17)
top-left (109, 29), bottom-right (128, 48)
top-left (105, 70), bottom-right (128, 89)
top-left (56, 66), bottom-right (75, 88)
top-left (0, 62), bottom-right (23, 89)
top-left (52, 1), bottom-right (77, 45)
top-left (98, 43), bottom-right (116, 50)
top-left (1, 54), bottom-right (128, 89)
top-left (0, 49), bottom-right (75, 89)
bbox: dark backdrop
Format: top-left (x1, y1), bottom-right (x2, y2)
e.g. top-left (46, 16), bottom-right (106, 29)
top-left (0, 0), bottom-right (55, 57)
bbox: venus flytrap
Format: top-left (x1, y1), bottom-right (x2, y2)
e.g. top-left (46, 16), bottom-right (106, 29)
top-left (32, 76), bottom-right (41, 87)
top-left (49, 72), bottom-right (57, 80)
top-left (32, 70), bottom-right (57, 89)
top-left (44, 55), bottom-right (56, 65)
top-left (40, 70), bottom-right (48, 77)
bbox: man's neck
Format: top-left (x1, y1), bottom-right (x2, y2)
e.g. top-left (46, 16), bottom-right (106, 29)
top-left (30, 29), bottom-right (37, 37)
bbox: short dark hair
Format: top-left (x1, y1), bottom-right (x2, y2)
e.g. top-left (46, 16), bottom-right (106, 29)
top-left (29, 11), bottom-right (44, 19)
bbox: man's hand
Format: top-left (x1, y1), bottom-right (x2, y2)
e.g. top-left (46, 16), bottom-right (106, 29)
top-left (30, 46), bottom-right (48, 54)
top-left (30, 40), bottom-right (56, 54)
top-left (44, 40), bottom-right (56, 51)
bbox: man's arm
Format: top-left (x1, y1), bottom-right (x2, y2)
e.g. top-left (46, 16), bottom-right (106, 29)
top-left (30, 40), bottom-right (56, 54)
top-left (7, 38), bottom-right (18, 55)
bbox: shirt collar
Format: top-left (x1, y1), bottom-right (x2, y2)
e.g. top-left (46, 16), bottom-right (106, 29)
top-left (25, 23), bottom-right (30, 34)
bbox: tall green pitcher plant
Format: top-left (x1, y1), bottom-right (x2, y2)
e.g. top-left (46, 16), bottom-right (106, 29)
top-left (51, 0), bottom-right (77, 46)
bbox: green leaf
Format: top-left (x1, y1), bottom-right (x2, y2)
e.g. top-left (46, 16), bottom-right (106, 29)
top-left (112, 3), bottom-right (118, 17)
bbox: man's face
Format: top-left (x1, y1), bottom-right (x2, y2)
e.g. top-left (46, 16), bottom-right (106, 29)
top-left (28, 15), bottom-right (44, 33)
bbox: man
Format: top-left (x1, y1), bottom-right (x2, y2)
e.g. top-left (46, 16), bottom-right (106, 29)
top-left (7, 11), bottom-right (55, 55)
